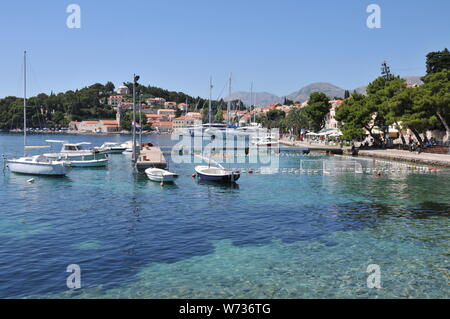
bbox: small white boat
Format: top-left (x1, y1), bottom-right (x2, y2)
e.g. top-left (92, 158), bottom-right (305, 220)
top-left (145, 168), bottom-right (178, 183)
top-left (94, 142), bottom-right (126, 154)
top-left (251, 134), bottom-right (279, 147)
top-left (7, 155), bottom-right (67, 176)
top-left (67, 158), bottom-right (109, 167)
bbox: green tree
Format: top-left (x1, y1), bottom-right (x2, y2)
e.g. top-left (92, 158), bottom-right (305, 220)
top-left (344, 90), bottom-right (350, 99)
top-left (303, 92), bottom-right (330, 132)
top-left (287, 107), bottom-right (310, 135)
top-left (335, 92), bottom-right (369, 140)
top-left (215, 108), bottom-right (224, 122)
top-left (387, 87), bottom-right (436, 145)
top-left (421, 69), bottom-right (450, 139)
top-left (426, 48), bottom-right (450, 74)
top-left (120, 111), bottom-right (149, 131)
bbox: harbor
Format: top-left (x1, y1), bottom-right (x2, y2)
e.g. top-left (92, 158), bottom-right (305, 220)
top-left (1, 0), bottom-right (449, 303)
top-left (1, 132), bottom-right (449, 299)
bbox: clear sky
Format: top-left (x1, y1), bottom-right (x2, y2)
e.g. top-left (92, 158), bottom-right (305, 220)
top-left (0, 0), bottom-right (449, 99)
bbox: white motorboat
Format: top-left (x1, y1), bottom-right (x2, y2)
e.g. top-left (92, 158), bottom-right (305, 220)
top-left (44, 141), bottom-right (108, 161)
top-left (6, 51), bottom-right (68, 177)
top-left (251, 134), bottom-right (279, 147)
top-left (145, 168), bottom-right (178, 183)
top-left (94, 142), bottom-right (126, 154)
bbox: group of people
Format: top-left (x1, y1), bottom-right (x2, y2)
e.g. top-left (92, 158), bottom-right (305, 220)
top-left (408, 136), bottom-right (437, 153)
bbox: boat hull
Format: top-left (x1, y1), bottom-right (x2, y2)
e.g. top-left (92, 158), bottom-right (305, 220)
top-left (108, 148), bottom-right (126, 154)
top-left (68, 159), bottom-right (108, 167)
top-left (44, 151), bottom-right (108, 161)
top-left (147, 174), bottom-right (176, 183)
top-left (7, 160), bottom-right (67, 176)
top-left (195, 166), bottom-right (240, 182)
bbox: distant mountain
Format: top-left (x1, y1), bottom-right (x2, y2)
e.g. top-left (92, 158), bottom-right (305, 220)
top-left (224, 76), bottom-right (424, 106)
top-left (404, 76), bottom-right (424, 86)
top-left (353, 76), bottom-right (424, 95)
top-left (223, 91), bottom-right (282, 106)
top-left (285, 82), bottom-right (345, 103)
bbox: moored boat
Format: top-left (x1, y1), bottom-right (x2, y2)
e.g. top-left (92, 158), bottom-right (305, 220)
top-left (66, 158), bottom-right (109, 167)
top-left (94, 142), bottom-right (127, 154)
top-left (145, 168), bottom-right (178, 183)
top-left (195, 165), bottom-right (240, 182)
top-left (7, 155), bottom-right (67, 176)
top-left (44, 141), bottom-right (108, 161)
top-left (5, 51), bottom-right (68, 177)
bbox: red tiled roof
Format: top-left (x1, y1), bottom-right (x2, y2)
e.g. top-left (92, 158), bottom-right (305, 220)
top-left (100, 120), bottom-right (118, 125)
top-left (154, 121), bottom-right (173, 126)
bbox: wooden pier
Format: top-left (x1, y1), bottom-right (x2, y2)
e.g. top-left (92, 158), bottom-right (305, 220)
top-left (136, 143), bottom-right (167, 171)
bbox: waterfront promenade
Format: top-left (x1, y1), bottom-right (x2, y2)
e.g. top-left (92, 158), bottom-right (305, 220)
top-left (280, 139), bottom-right (450, 167)
top-left (358, 149), bottom-right (450, 167)
top-left (279, 139), bottom-right (343, 151)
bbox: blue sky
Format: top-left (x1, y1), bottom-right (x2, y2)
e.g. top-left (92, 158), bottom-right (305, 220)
top-left (0, 0), bottom-right (449, 99)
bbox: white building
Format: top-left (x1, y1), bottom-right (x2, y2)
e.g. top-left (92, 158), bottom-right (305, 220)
top-left (116, 85), bottom-right (129, 95)
top-left (325, 100), bottom-right (344, 130)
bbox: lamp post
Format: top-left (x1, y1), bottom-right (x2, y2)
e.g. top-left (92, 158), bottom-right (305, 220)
top-left (132, 74), bottom-right (140, 163)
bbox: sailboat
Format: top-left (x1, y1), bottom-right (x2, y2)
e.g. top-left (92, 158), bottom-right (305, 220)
top-left (6, 51), bottom-right (68, 176)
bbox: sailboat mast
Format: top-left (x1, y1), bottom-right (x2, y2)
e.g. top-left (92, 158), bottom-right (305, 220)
top-left (23, 51), bottom-right (27, 156)
top-left (227, 73), bottom-right (232, 127)
top-left (250, 82), bottom-right (253, 123)
top-left (208, 77), bottom-right (212, 127)
top-left (138, 92), bottom-right (142, 146)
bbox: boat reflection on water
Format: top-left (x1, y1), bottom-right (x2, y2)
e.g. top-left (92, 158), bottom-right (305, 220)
top-left (196, 178), bottom-right (240, 190)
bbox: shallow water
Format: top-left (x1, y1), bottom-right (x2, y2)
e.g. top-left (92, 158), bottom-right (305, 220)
top-left (0, 133), bottom-right (448, 298)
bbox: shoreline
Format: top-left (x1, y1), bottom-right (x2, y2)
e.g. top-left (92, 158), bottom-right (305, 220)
top-left (356, 149), bottom-right (450, 168)
top-left (280, 139), bottom-right (450, 167)
top-left (0, 131), bottom-right (172, 137)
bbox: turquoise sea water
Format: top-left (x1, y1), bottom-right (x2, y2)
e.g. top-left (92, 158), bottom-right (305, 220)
top-left (0, 133), bottom-right (448, 298)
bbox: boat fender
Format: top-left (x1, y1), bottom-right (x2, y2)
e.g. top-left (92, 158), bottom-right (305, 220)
top-left (192, 174), bottom-right (196, 178)
top-left (248, 170), bottom-right (253, 174)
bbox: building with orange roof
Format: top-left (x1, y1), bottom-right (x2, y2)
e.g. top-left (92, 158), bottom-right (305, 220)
top-left (152, 121), bottom-right (173, 133)
top-left (173, 115), bottom-right (202, 129)
top-left (77, 120), bottom-right (119, 133)
top-left (145, 97), bottom-right (166, 107)
top-left (164, 101), bottom-right (177, 109)
top-left (108, 95), bottom-right (124, 107)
